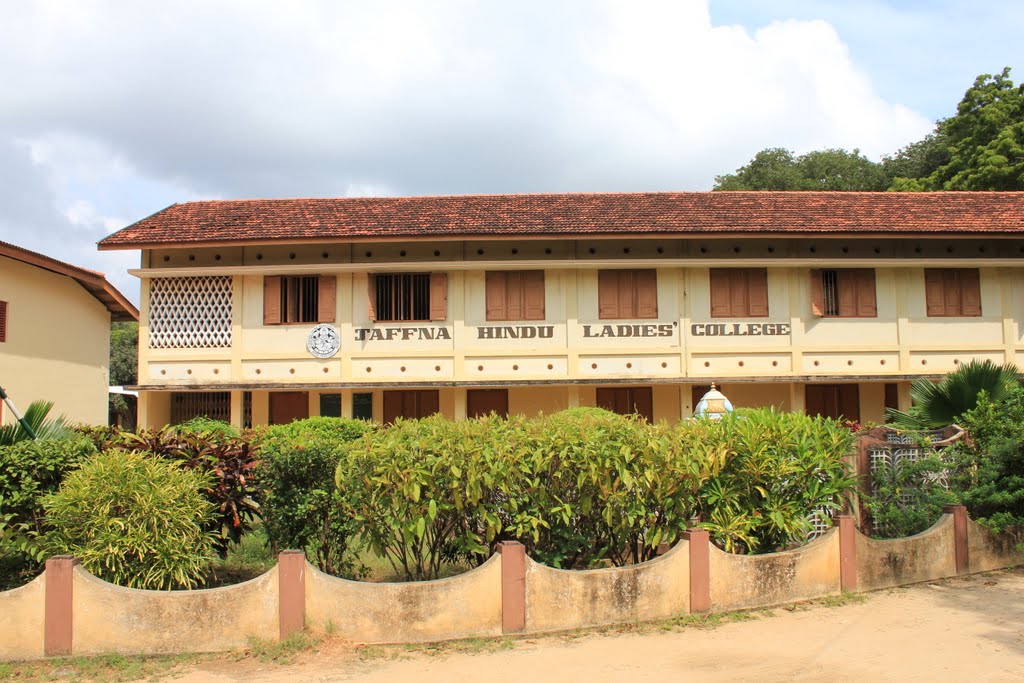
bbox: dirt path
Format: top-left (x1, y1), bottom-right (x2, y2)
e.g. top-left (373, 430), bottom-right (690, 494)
top-left (174, 569), bottom-right (1024, 682)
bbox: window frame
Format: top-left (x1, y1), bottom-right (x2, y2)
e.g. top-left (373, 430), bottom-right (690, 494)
top-left (709, 268), bottom-right (769, 318)
top-left (597, 269), bottom-right (658, 320)
top-left (485, 271), bottom-right (545, 322)
top-left (810, 269), bottom-right (877, 318)
top-left (924, 268), bottom-right (982, 318)
top-left (368, 273), bottom-right (447, 323)
top-left (263, 275), bottom-right (336, 326)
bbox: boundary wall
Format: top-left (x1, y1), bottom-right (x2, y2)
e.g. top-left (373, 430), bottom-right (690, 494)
top-left (2, 506), bottom-right (1021, 660)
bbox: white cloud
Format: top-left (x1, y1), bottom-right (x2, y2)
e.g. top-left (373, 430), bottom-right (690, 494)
top-left (0, 0), bottom-right (938, 297)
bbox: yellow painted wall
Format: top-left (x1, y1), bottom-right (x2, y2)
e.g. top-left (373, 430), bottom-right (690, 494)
top-left (0, 256), bottom-right (111, 426)
top-left (134, 249), bottom-right (1024, 427)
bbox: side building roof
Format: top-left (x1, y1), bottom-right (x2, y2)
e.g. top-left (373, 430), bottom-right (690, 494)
top-left (0, 241), bottom-right (139, 322)
top-left (98, 191), bottom-right (1024, 250)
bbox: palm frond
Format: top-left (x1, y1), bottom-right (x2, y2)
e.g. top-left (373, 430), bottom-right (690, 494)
top-left (0, 400), bottom-right (72, 446)
top-left (887, 360), bottom-right (1021, 430)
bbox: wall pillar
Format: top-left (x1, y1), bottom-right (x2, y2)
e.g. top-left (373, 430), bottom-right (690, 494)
top-left (683, 529), bottom-right (711, 613)
top-left (278, 550), bottom-right (306, 639)
top-left (944, 504), bottom-right (969, 575)
top-left (229, 390), bottom-right (244, 431)
top-left (44, 556), bottom-right (78, 656)
top-left (497, 541), bottom-right (526, 633)
top-left (837, 515), bottom-right (858, 592)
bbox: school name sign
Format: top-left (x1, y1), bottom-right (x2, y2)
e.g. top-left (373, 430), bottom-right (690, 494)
top-left (347, 321), bottom-right (790, 345)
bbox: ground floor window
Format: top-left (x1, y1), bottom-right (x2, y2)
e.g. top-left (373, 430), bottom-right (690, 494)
top-left (467, 389), bottom-right (509, 418)
top-left (171, 391), bottom-right (230, 425)
top-left (383, 390), bottom-right (439, 424)
top-left (353, 392), bottom-right (373, 421)
top-left (596, 386), bottom-right (653, 422)
top-left (320, 393), bottom-right (341, 418)
top-left (270, 391), bottom-right (309, 425)
top-left (805, 384), bottom-right (860, 422)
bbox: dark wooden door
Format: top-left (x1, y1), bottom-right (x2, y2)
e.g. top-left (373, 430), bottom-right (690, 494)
top-left (467, 389), bottom-right (509, 418)
top-left (383, 390), bottom-right (440, 424)
top-left (596, 387), bottom-right (653, 422)
top-left (269, 392), bottom-right (309, 425)
top-left (805, 384), bottom-right (860, 421)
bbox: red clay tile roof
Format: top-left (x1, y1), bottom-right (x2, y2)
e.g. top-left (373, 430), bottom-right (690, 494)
top-left (98, 191), bottom-right (1024, 249)
top-left (0, 240), bottom-right (138, 321)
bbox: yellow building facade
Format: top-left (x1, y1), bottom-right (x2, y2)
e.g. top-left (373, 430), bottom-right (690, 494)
top-left (97, 192), bottom-right (1024, 430)
top-left (0, 242), bottom-right (138, 427)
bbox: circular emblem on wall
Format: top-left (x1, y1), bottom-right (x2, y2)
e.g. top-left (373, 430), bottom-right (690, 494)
top-left (306, 324), bottom-right (341, 358)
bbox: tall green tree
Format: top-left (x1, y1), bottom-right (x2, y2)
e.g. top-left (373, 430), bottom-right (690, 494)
top-left (925, 67), bottom-right (1024, 190)
top-left (714, 148), bottom-right (887, 191)
top-left (108, 322), bottom-right (138, 430)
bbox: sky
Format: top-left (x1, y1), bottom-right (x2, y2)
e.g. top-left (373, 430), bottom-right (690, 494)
top-left (0, 0), bottom-right (1021, 305)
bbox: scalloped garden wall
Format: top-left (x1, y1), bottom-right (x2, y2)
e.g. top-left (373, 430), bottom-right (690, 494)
top-left (1, 506), bottom-right (1021, 661)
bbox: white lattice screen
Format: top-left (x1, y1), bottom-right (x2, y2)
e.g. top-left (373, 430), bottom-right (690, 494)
top-left (149, 276), bottom-right (233, 349)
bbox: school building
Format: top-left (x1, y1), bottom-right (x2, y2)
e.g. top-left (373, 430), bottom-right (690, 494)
top-left (96, 191), bottom-right (1024, 429)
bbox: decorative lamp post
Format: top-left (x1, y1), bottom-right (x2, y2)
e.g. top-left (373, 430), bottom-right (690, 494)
top-left (694, 383), bottom-right (733, 421)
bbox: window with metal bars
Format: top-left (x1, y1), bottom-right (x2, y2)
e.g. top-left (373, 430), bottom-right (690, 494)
top-left (810, 269), bottom-right (877, 318)
top-left (170, 392), bottom-right (231, 425)
top-left (282, 276), bottom-right (319, 323)
top-left (822, 270), bottom-right (840, 316)
top-left (0, 300), bottom-right (7, 343)
top-left (373, 273), bottom-right (432, 321)
top-left (263, 275), bottom-right (336, 325)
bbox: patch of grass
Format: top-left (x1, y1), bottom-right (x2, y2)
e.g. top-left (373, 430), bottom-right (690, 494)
top-left (359, 636), bottom-right (515, 661)
top-left (663, 609), bottom-right (762, 630)
top-left (358, 645), bottom-right (412, 662)
top-left (0, 652), bottom-right (200, 682)
top-left (817, 592), bottom-right (868, 608)
top-left (246, 630), bottom-right (321, 664)
top-left (206, 526), bottom-right (275, 587)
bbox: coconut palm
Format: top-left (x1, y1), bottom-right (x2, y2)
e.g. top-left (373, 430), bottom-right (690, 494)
top-left (886, 359), bottom-right (1022, 430)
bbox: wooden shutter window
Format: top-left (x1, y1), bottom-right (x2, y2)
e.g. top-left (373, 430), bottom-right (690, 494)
top-left (0, 300), bottom-right (7, 343)
top-left (523, 271), bottom-right (545, 320)
top-left (317, 275), bottom-right (336, 323)
top-left (635, 270), bottom-right (658, 319)
top-left (809, 270), bottom-right (825, 316)
top-left (429, 273), bottom-right (448, 321)
top-left (263, 276), bottom-right (282, 325)
top-left (709, 269), bottom-right (731, 317)
top-left (366, 275), bottom-right (377, 321)
top-left (710, 269), bottom-right (768, 317)
top-left (485, 272), bottom-right (508, 321)
top-left (960, 269), bottom-right (982, 316)
top-left (924, 270), bottom-right (946, 316)
top-left (598, 270), bottom-right (621, 319)
top-left (489, 271), bottom-right (545, 321)
top-left (925, 269), bottom-right (981, 317)
top-left (854, 269), bottom-right (877, 317)
top-left (747, 269), bottom-right (769, 317)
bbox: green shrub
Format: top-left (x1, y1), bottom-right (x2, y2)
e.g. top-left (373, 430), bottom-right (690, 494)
top-left (331, 408), bottom-right (859, 578)
top-left (945, 387), bottom-right (1024, 533)
top-left (863, 456), bottom-right (959, 538)
top-left (0, 436), bottom-right (96, 588)
top-left (255, 417), bottom-right (375, 576)
top-left (175, 417), bottom-right (239, 438)
top-left (41, 451), bottom-right (215, 590)
top-left (101, 425), bottom-right (260, 556)
top-left (688, 408), bottom-right (858, 553)
top-left (335, 415), bottom-right (503, 580)
top-left (508, 409), bottom-right (706, 568)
